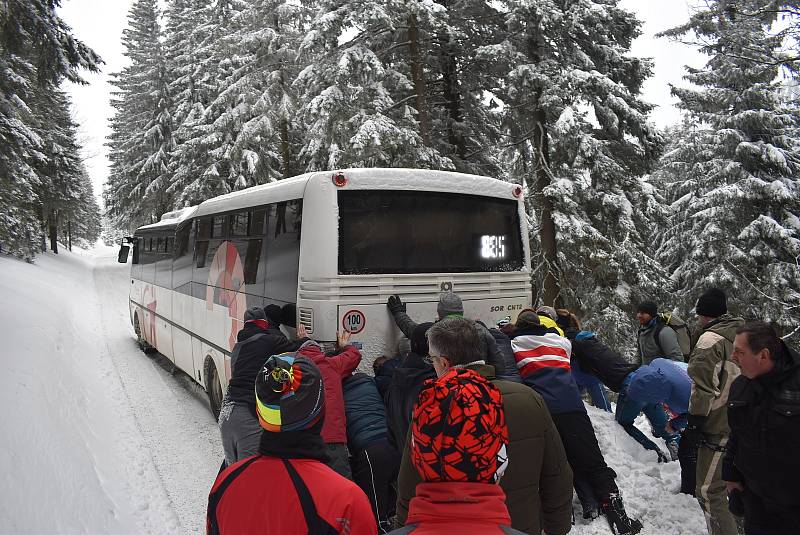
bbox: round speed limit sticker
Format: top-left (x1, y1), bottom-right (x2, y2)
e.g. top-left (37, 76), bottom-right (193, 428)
top-left (342, 309), bottom-right (366, 334)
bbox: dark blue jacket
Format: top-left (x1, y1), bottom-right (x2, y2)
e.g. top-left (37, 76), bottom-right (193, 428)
top-left (627, 358), bottom-right (691, 425)
top-left (342, 372), bottom-right (389, 452)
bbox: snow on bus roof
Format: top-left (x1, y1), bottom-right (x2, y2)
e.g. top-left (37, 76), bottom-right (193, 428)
top-left (136, 206), bottom-right (198, 231)
top-left (192, 168), bottom-right (517, 219)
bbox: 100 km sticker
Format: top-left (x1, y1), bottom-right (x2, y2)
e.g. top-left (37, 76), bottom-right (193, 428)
top-left (342, 309), bottom-right (366, 334)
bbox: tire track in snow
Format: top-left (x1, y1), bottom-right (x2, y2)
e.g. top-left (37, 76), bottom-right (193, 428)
top-left (90, 249), bottom-right (223, 534)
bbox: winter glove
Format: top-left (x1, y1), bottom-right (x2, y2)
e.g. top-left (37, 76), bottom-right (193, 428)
top-left (681, 415), bottom-right (706, 451)
top-left (387, 294), bottom-right (406, 314)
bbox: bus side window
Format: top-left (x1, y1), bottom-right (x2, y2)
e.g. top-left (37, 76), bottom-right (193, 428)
top-left (141, 233), bottom-right (156, 284)
top-left (173, 224), bottom-right (193, 294)
top-left (265, 200), bottom-right (302, 304)
top-left (131, 237), bottom-right (143, 279)
top-left (155, 232), bottom-right (172, 288)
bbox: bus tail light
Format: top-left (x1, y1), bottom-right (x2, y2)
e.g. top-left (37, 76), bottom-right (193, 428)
top-left (512, 185), bottom-right (523, 198)
top-left (332, 171), bottom-right (348, 187)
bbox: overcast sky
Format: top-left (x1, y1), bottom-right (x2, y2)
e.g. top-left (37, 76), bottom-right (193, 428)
top-left (58, 0), bottom-right (707, 205)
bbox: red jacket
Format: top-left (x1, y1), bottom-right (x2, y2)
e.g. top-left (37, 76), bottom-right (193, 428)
top-left (395, 482), bottom-right (524, 535)
top-left (298, 342), bottom-right (362, 444)
top-left (207, 455), bottom-right (375, 535)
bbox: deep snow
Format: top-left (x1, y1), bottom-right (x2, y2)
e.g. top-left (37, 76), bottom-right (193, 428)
top-left (0, 245), bottom-right (705, 534)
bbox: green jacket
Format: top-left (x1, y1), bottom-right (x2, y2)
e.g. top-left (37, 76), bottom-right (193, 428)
top-left (687, 314), bottom-right (744, 438)
top-left (395, 364), bottom-right (573, 535)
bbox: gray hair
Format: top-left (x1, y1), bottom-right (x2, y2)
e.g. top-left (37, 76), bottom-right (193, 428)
top-left (426, 317), bottom-right (483, 366)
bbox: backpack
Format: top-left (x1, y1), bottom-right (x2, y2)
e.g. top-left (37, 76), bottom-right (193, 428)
top-left (653, 312), bottom-right (692, 361)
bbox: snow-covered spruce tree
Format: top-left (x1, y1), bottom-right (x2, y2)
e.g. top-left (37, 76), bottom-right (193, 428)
top-left (480, 0), bottom-right (664, 351)
top-left (105, 0), bottom-right (174, 232)
top-left (658, 0), bottom-right (800, 342)
top-left (168, 0), bottom-right (250, 206)
top-left (0, 0), bottom-right (100, 260)
top-left (295, 0), bottom-right (451, 171)
top-left (30, 89), bottom-right (87, 254)
top-left (201, 0), bottom-right (310, 188)
top-left (163, 0), bottom-right (217, 206)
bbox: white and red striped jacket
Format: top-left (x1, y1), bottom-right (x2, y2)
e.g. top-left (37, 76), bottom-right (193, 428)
top-left (511, 329), bottom-right (585, 414)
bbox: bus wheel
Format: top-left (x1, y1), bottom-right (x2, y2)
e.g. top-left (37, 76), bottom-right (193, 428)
top-left (205, 357), bottom-right (223, 419)
top-left (134, 314), bottom-right (156, 354)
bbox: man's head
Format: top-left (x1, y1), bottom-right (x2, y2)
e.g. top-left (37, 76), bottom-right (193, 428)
top-left (437, 292), bottom-right (464, 319)
top-left (263, 304), bottom-right (282, 326)
top-left (426, 317), bottom-right (484, 377)
top-left (732, 322), bottom-right (781, 379)
top-left (280, 303), bottom-right (297, 328)
top-left (695, 288), bottom-right (727, 327)
top-left (536, 306), bottom-right (558, 322)
top-left (255, 354), bottom-right (325, 433)
top-left (635, 301), bottom-right (658, 325)
top-left (411, 368), bottom-right (508, 484)
top-left (244, 306), bottom-right (267, 323)
top-left (515, 309), bottom-right (541, 331)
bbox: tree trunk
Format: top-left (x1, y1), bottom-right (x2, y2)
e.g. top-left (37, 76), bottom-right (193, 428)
top-left (440, 41), bottom-right (465, 160)
top-left (48, 210), bottom-right (59, 254)
top-left (280, 117), bottom-right (292, 178)
top-left (407, 14), bottom-right (431, 146)
top-left (532, 104), bottom-right (560, 306)
top-left (67, 220), bottom-right (72, 251)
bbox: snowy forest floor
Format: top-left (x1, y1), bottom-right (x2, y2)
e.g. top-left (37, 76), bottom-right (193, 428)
top-left (0, 246), bottom-right (706, 534)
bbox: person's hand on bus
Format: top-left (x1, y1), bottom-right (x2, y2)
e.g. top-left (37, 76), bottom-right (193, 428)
top-left (337, 330), bottom-right (352, 348)
top-left (387, 294), bottom-right (406, 314)
top-left (296, 323), bottom-right (308, 339)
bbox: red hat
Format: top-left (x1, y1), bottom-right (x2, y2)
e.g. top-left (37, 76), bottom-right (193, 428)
top-left (411, 368), bottom-right (509, 483)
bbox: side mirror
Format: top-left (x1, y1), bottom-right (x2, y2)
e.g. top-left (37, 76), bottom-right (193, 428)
top-left (118, 244), bottom-right (130, 263)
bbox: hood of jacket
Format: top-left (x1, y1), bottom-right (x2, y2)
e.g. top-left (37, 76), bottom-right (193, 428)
top-left (703, 314), bottom-right (744, 343)
top-left (628, 363), bottom-right (671, 404)
top-left (405, 482), bottom-right (512, 528)
top-left (237, 321), bottom-right (267, 342)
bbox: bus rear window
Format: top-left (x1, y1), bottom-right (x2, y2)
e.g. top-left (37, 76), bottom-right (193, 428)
top-left (338, 190), bottom-right (524, 274)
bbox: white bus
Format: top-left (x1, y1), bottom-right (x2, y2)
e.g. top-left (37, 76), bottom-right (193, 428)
top-left (120, 168), bottom-right (532, 415)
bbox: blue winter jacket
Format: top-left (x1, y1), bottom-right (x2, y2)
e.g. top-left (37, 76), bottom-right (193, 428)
top-left (627, 358), bottom-right (691, 428)
top-left (342, 373), bottom-right (389, 452)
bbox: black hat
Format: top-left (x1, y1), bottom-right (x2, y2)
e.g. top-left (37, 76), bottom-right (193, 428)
top-left (280, 303), bottom-right (297, 328)
top-left (244, 306), bottom-right (266, 322)
top-left (636, 301), bottom-right (658, 317)
top-left (696, 288), bottom-right (727, 318)
top-left (411, 322), bottom-right (434, 356)
top-left (515, 310), bottom-right (541, 330)
top-left (263, 304), bottom-right (282, 326)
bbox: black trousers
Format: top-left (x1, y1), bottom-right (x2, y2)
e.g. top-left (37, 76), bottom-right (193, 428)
top-left (741, 488), bottom-right (800, 535)
top-left (551, 411), bottom-right (618, 501)
top-left (677, 430), bottom-right (698, 496)
top-left (350, 439), bottom-right (400, 534)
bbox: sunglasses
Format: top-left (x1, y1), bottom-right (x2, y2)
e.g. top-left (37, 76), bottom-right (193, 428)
top-left (424, 354), bottom-right (447, 366)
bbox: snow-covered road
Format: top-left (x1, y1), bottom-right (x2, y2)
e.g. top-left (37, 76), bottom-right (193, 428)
top-left (0, 246), bottom-right (706, 534)
top-left (1, 246), bottom-right (222, 534)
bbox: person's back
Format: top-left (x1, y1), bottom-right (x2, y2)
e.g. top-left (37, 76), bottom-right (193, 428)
top-left (395, 363), bottom-right (573, 534)
top-left (628, 358), bottom-right (691, 418)
top-left (207, 354), bottom-right (375, 535)
top-left (571, 333), bottom-right (639, 393)
top-left (384, 323), bottom-right (436, 449)
top-left (209, 456), bottom-right (374, 535)
top-left (389, 364), bottom-right (525, 535)
top-left (297, 336), bottom-right (362, 478)
top-left (220, 307), bottom-right (304, 465)
top-left (343, 372), bottom-right (400, 532)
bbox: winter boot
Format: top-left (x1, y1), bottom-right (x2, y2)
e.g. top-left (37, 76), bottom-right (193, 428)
top-left (600, 493), bottom-right (643, 535)
top-left (666, 439), bottom-right (680, 462)
top-left (582, 507), bottom-right (600, 521)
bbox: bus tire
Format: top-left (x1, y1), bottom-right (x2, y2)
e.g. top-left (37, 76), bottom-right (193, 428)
top-left (205, 357), bottom-right (223, 420)
top-left (134, 313), bottom-right (156, 354)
